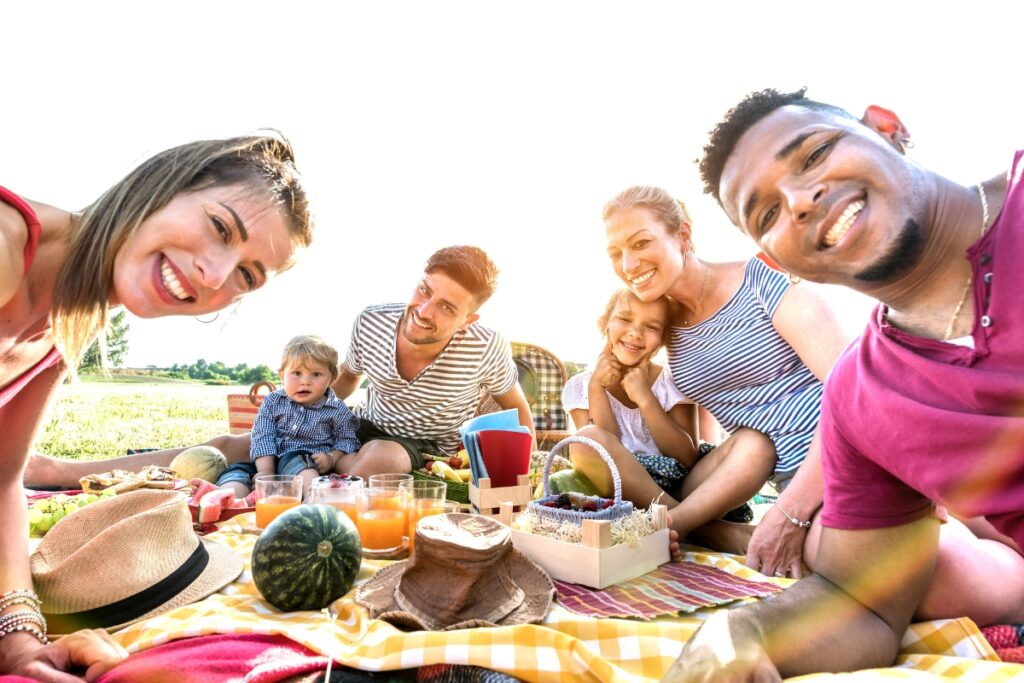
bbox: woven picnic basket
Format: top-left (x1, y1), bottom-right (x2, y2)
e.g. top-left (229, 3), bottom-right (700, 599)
top-left (226, 381), bottom-right (276, 434)
top-left (410, 469), bottom-right (470, 505)
top-left (529, 435), bottom-right (633, 525)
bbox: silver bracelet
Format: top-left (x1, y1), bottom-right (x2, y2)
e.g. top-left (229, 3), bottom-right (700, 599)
top-left (0, 623), bottom-right (49, 645)
top-left (775, 502), bottom-right (812, 528)
top-left (0, 589), bottom-right (42, 613)
top-left (0, 610), bottom-right (47, 634)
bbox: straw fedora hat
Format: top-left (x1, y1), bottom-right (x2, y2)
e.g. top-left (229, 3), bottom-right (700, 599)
top-left (31, 489), bottom-right (242, 635)
top-left (356, 513), bottom-right (553, 631)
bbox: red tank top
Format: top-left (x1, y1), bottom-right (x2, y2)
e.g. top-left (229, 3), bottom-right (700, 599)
top-left (0, 185), bottom-right (63, 409)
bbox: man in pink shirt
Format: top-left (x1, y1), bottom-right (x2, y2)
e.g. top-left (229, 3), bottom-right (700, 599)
top-left (662, 88), bottom-right (1024, 681)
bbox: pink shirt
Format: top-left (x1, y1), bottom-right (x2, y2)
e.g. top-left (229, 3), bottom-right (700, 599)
top-left (820, 151), bottom-right (1024, 549)
top-left (0, 185), bottom-right (62, 409)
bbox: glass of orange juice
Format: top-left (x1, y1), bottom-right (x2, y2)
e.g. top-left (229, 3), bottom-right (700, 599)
top-left (307, 474), bottom-right (363, 526)
top-left (356, 487), bottom-right (407, 556)
top-left (402, 477), bottom-right (457, 556)
top-left (367, 473), bottom-right (414, 488)
top-left (254, 474), bottom-right (302, 529)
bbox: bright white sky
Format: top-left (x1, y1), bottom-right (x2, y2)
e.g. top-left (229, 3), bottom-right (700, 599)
top-left (4, 1), bottom-right (1022, 370)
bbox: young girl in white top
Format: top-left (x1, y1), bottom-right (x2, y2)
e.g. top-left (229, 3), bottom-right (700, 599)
top-left (561, 289), bottom-right (704, 493)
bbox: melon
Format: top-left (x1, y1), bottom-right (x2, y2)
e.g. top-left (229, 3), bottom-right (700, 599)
top-left (170, 446), bottom-right (228, 483)
top-left (196, 488), bottom-right (235, 524)
top-left (252, 504), bottom-right (362, 612)
top-left (535, 468), bottom-right (601, 499)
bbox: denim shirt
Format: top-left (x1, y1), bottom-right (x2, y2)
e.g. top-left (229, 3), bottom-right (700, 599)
top-left (249, 388), bottom-right (361, 460)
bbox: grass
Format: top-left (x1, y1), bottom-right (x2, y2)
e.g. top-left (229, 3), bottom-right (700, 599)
top-left (37, 382), bottom-right (246, 461)
top-left (37, 381), bottom-right (368, 462)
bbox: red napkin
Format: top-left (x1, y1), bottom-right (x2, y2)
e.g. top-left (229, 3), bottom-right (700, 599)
top-left (476, 430), bottom-right (532, 487)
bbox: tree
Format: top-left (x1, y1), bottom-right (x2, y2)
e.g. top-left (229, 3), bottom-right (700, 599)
top-left (81, 311), bottom-right (130, 369)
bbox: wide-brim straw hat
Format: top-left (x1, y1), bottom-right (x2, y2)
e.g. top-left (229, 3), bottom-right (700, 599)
top-left (31, 489), bottom-right (242, 635)
top-left (356, 513), bottom-right (553, 631)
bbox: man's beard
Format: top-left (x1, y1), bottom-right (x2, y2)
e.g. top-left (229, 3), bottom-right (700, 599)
top-left (854, 219), bottom-right (924, 283)
top-left (401, 310), bottom-right (440, 345)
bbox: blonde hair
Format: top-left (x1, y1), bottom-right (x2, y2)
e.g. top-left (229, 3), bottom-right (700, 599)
top-left (50, 133), bottom-right (312, 373)
top-left (602, 185), bottom-right (693, 236)
top-left (597, 288), bottom-right (679, 346)
top-left (280, 335), bottom-right (340, 381)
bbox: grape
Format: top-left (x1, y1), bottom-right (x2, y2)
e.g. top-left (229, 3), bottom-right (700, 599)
top-left (28, 490), bottom-right (117, 536)
top-left (34, 513), bottom-right (54, 534)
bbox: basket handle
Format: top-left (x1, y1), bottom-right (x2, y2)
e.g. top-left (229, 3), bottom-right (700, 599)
top-left (248, 381), bottom-right (277, 405)
top-left (543, 435), bottom-right (622, 503)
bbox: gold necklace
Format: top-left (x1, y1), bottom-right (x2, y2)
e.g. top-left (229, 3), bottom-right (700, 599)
top-left (684, 263), bottom-right (710, 326)
top-left (943, 183), bottom-right (989, 340)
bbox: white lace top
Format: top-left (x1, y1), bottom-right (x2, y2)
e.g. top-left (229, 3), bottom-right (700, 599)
top-left (561, 367), bottom-right (692, 455)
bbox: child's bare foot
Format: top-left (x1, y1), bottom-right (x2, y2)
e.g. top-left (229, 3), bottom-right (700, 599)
top-left (668, 528), bottom-right (682, 562)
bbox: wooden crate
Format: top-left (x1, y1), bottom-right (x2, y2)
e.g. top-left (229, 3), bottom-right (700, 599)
top-left (504, 503), bottom-right (670, 589)
top-left (469, 475), bottom-right (533, 519)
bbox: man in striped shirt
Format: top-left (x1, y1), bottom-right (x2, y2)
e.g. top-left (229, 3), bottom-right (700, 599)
top-left (330, 246), bottom-right (534, 477)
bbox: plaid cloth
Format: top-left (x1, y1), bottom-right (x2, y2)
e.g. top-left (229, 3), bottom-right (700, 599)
top-left (108, 515), bottom-right (1023, 682)
top-left (511, 342), bottom-right (567, 431)
top-left (554, 561), bottom-right (782, 619)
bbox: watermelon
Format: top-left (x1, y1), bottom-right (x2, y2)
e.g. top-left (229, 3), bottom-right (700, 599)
top-left (196, 488), bottom-right (235, 524)
top-left (251, 504), bottom-right (362, 612)
top-left (535, 468), bottom-right (601, 499)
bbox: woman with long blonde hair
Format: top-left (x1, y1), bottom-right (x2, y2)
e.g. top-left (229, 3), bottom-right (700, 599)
top-left (0, 134), bottom-right (312, 678)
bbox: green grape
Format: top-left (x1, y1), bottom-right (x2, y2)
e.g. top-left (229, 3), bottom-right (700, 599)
top-left (27, 507), bottom-right (43, 525)
top-left (82, 494), bottom-right (99, 505)
top-left (62, 502), bottom-right (78, 517)
top-left (35, 513), bottom-right (54, 533)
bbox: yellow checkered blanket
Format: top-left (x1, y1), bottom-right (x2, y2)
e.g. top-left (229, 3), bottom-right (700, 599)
top-left (111, 514), bottom-right (1022, 682)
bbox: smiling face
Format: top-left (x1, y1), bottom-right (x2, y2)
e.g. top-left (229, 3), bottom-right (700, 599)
top-left (401, 271), bottom-right (480, 346)
top-left (718, 105), bottom-right (927, 289)
top-left (280, 358), bottom-right (333, 405)
top-left (111, 184), bottom-right (295, 317)
top-left (603, 293), bottom-right (670, 367)
top-left (605, 206), bottom-right (689, 302)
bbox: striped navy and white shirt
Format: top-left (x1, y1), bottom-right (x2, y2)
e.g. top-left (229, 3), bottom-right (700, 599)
top-left (343, 303), bottom-right (518, 454)
top-left (667, 257), bottom-right (823, 488)
top-left (249, 388), bottom-right (361, 460)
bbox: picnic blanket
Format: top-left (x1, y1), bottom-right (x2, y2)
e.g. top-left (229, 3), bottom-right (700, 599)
top-left (554, 561), bottom-right (782, 619)
top-left (96, 512), bottom-right (1024, 682)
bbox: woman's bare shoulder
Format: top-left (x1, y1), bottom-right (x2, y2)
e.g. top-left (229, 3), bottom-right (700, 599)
top-left (0, 199), bottom-right (30, 307)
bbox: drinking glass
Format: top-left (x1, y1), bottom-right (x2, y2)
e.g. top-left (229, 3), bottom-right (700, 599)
top-left (254, 474), bottom-right (302, 529)
top-left (356, 487), bottom-right (407, 556)
top-left (399, 480), bottom-right (446, 553)
top-left (307, 475), bottom-right (364, 526)
top-left (367, 473), bottom-right (414, 489)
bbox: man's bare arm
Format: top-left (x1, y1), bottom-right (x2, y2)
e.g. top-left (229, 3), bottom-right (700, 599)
top-left (663, 516), bottom-right (941, 681)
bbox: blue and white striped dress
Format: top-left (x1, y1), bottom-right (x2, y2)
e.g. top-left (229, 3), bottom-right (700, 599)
top-left (666, 258), bottom-right (822, 488)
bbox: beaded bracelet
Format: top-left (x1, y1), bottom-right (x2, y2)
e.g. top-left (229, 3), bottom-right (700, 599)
top-left (0, 610), bottom-right (47, 632)
top-left (0, 589), bottom-right (42, 613)
top-left (0, 623), bottom-right (49, 645)
top-left (775, 502), bottom-right (812, 529)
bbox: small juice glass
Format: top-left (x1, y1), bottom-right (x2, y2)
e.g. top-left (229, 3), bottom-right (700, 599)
top-left (407, 497), bottom-right (460, 556)
top-left (254, 474), bottom-right (302, 529)
top-left (356, 487), bottom-right (407, 556)
top-left (367, 473), bottom-right (414, 489)
top-left (399, 479), bottom-right (447, 555)
top-left (307, 474), bottom-right (364, 526)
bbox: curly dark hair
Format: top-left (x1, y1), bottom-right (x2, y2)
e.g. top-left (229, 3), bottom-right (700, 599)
top-left (698, 87), bottom-right (856, 204)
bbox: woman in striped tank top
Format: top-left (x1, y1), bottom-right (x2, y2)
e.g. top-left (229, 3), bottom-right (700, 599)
top-left (573, 186), bottom-right (853, 579)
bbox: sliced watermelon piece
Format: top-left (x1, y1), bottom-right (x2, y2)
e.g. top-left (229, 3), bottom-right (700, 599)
top-left (190, 479), bottom-right (220, 504)
top-left (197, 488), bottom-right (235, 524)
top-left (244, 490), bottom-right (259, 507)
